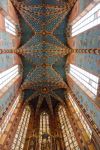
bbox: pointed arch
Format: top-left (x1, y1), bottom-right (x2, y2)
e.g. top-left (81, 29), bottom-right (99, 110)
top-left (39, 112), bottom-right (51, 150)
top-left (58, 105), bottom-right (80, 150)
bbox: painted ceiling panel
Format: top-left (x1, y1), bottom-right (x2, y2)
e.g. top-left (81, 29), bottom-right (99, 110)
top-left (10, 0), bottom-right (75, 115)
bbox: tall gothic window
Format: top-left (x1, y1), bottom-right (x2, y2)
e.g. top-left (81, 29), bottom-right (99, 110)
top-left (72, 3), bottom-right (100, 36)
top-left (0, 94), bottom-right (21, 138)
top-left (39, 112), bottom-right (51, 150)
top-left (70, 64), bottom-right (99, 97)
top-left (58, 105), bottom-right (80, 150)
top-left (5, 18), bottom-right (16, 36)
top-left (0, 65), bottom-right (20, 90)
top-left (11, 106), bottom-right (31, 150)
top-left (68, 93), bottom-right (92, 139)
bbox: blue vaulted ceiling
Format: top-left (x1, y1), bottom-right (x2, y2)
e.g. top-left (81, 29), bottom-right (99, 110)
top-left (11, 0), bottom-right (72, 114)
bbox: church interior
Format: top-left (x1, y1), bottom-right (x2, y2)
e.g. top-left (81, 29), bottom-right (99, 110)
top-left (0, 0), bottom-right (100, 149)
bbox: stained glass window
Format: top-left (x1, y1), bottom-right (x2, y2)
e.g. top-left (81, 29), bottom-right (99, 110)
top-left (68, 93), bottom-right (92, 139)
top-left (5, 18), bottom-right (16, 36)
top-left (70, 64), bottom-right (99, 96)
top-left (0, 94), bottom-right (21, 138)
top-left (39, 112), bottom-right (51, 150)
top-left (0, 65), bottom-right (20, 90)
top-left (58, 105), bottom-right (80, 150)
top-left (72, 3), bottom-right (100, 36)
top-left (11, 106), bottom-right (31, 150)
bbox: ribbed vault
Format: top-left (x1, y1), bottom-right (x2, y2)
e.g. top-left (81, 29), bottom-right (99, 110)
top-left (0, 0), bottom-right (79, 115)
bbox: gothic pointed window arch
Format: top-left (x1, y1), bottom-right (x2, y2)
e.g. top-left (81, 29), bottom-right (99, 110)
top-left (58, 105), bottom-right (80, 150)
top-left (39, 112), bottom-right (51, 150)
top-left (11, 106), bottom-right (31, 150)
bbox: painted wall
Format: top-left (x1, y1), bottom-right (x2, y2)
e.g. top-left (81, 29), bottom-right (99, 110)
top-left (68, 0), bottom-right (100, 49)
top-left (0, 0), bottom-right (21, 49)
top-left (67, 75), bottom-right (100, 129)
top-left (0, 54), bottom-right (22, 118)
top-left (0, 1), bottom-right (22, 118)
top-left (67, 0), bottom-right (100, 129)
top-left (0, 53), bottom-right (21, 72)
top-left (68, 53), bottom-right (100, 77)
top-left (0, 77), bottom-right (21, 118)
top-left (0, 0), bottom-right (8, 12)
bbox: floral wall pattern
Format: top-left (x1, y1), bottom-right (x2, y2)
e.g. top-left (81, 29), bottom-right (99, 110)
top-left (67, 0), bottom-right (100, 129)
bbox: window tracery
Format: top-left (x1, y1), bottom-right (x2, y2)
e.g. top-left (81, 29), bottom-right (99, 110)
top-left (58, 105), bottom-right (80, 150)
top-left (0, 94), bottom-right (21, 138)
top-left (0, 65), bottom-right (20, 90)
top-left (72, 3), bottom-right (100, 36)
top-left (5, 18), bottom-right (17, 36)
top-left (39, 112), bottom-right (51, 150)
top-left (11, 106), bottom-right (31, 150)
top-left (68, 93), bottom-right (92, 139)
top-left (70, 64), bottom-right (99, 97)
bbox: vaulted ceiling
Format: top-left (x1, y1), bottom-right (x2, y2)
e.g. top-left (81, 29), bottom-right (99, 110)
top-left (11, 0), bottom-right (76, 115)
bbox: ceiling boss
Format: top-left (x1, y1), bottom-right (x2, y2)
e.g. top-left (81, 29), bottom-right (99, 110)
top-left (9, 0), bottom-right (77, 115)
